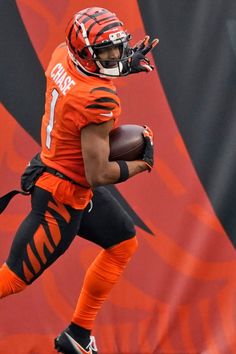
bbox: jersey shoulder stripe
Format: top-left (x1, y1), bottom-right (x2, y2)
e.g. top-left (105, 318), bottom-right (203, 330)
top-left (94, 97), bottom-right (120, 106)
top-left (83, 84), bottom-right (121, 124)
top-left (90, 86), bottom-right (117, 95)
top-left (86, 104), bottom-right (113, 111)
top-left (86, 97), bottom-right (120, 111)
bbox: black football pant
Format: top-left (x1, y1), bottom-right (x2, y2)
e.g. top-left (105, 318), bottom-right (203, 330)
top-left (6, 186), bottom-right (135, 284)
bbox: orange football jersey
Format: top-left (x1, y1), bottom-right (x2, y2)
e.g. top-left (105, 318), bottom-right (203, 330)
top-left (36, 44), bottom-right (121, 209)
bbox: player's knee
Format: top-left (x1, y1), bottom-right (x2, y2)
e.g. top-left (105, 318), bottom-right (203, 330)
top-left (109, 236), bottom-right (138, 264)
top-left (124, 236), bottom-right (139, 258)
top-left (0, 263), bottom-right (27, 299)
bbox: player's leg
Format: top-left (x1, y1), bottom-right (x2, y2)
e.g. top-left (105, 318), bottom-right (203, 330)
top-left (0, 186), bottom-right (83, 298)
top-left (55, 186), bottom-right (138, 353)
top-left (73, 186), bottom-right (138, 329)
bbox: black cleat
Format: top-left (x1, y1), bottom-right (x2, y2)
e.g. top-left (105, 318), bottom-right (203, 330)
top-left (55, 328), bottom-right (98, 354)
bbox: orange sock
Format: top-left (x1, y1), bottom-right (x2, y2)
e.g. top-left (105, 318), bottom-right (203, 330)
top-left (72, 237), bottom-right (138, 330)
top-left (0, 263), bottom-right (27, 298)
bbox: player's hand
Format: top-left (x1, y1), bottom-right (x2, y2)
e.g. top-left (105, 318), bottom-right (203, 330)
top-left (128, 36), bottom-right (159, 74)
top-left (142, 125), bottom-right (154, 171)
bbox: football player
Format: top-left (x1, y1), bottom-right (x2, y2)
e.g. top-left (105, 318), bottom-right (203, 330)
top-left (0, 7), bottom-right (158, 354)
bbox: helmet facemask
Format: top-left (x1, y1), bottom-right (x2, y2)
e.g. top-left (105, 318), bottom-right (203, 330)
top-left (88, 35), bottom-right (133, 77)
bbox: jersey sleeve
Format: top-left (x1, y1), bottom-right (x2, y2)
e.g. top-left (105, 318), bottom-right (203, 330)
top-left (82, 85), bottom-right (121, 125)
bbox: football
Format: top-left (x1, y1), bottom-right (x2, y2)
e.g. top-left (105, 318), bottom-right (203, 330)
top-left (109, 124), bottom-right (145, 161)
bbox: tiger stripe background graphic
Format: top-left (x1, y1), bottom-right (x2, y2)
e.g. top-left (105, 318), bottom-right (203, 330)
top-left (0, 1), bottom-right (236, 353)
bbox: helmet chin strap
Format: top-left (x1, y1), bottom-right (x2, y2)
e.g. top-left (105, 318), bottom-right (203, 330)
top-left (96, 60), bottom-right (123, 77)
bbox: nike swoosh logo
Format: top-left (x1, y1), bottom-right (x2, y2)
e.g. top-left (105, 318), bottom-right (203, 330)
top-left (100, 111), bottom-right (113, 117)
top-left (65, 332), bottom-right (92, 354)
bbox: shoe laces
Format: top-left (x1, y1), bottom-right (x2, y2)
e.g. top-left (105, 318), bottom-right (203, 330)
top-left (86, 336), bottom-right (97, 352)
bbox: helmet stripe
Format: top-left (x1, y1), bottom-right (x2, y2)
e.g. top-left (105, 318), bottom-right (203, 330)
top-left (67, 25), bottom-right (77, 54)
top-left (93, 22), bottom-right (123, 44)
top-left (86, 15), bottom-right (117, 37)
top-left (80, 23), bottom-right (93, 56)
top-left (81, 9), bottom-right (110, 24)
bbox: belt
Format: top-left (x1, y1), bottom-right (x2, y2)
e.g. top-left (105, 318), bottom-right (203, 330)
top-left (45, 166), bottom-right (90, 189)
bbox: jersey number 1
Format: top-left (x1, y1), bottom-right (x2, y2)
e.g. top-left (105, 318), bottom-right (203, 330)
top-left (46, 88), bottom-right (59, 149)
